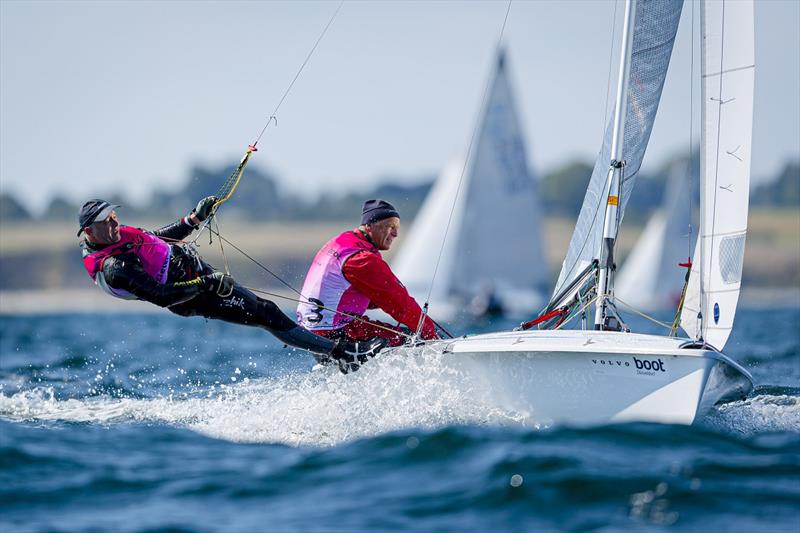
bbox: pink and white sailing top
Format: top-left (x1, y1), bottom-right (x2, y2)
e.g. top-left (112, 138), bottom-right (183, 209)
top-left (296, 231), bottom-right (374, 330)
top-left (82, 226), bottom-right (171, 300)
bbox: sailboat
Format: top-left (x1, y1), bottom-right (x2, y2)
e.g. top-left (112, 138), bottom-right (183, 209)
top-left (615, 159), bottom-right (696, 310)
top-left (388, 0), bottom-right (754, 425)
top-left (392, 49), bottom-right (549, 320)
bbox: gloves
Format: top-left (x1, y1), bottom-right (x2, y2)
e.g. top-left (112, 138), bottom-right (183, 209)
top-left (201, 272), bottom-right (235, 298)
top-left (191, 196), bottom-right (218, 223)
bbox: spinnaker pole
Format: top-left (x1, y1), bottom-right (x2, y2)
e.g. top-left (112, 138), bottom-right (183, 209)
top-left (594, 0), bottom-right (637, 330)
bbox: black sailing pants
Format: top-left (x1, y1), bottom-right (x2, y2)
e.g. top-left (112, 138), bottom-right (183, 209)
top-left (169, 282), bottom-right (336, 358)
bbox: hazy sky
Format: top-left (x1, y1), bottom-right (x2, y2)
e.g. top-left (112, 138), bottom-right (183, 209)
top-left (2, 0), bottom-right (798, 213)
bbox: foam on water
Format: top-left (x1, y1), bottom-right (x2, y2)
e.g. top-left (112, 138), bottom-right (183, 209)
top-left (3, 342), bottom-right (798, 445)
top-left (703, 394), bottom-right (800, 435)
top-left (0, 346), bottom-right (532, 446)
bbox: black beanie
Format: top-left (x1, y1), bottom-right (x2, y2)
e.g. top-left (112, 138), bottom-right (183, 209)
top-left (361, 199), bottom-right (400, 225)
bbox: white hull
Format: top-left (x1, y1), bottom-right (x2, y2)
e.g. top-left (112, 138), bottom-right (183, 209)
top-left (402, 329), bottom-right (752, 426)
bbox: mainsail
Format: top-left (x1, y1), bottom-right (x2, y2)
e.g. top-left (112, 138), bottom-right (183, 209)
top-left (393, 48), bottom-right (548, 312)
top-left (615, 159), bottom-right (696, 310)
top-left (680, 0), bottom-right (755, 349)
top-left (552, 0), bottom-right (684, 300)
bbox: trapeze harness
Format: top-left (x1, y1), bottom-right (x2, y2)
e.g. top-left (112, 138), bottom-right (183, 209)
top-left (82, 226), bottom-right (171, 300)
top-left (296, 231), bottom-right (375, 330)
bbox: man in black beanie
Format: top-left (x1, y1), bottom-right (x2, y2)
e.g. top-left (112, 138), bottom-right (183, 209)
top-left (297, 199), bottom-right (439, 356)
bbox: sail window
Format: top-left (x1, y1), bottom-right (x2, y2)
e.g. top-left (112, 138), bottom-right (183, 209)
top-left (718, 234), bottom-right (746, 284)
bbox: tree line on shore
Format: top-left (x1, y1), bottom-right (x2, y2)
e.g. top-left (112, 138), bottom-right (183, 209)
top-left (2, 157), bottom-right (797, 224)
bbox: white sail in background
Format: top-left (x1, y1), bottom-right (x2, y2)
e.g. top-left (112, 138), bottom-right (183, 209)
top-left (393, 158), bottom-right (466, 305)
top-left (681, 0), bottom-right (755, 349)
top-left (615, 160), bottom-right (695, 310)
top-left (393, 49), bottom-right (548, 317)
top-left (552, 0), bottom-right (684, 300)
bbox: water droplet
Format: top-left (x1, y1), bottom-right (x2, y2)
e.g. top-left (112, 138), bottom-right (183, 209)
top-left (406, 436), bottom-right (419, 449)
top-left (510, 474), bottom-right (523, 487)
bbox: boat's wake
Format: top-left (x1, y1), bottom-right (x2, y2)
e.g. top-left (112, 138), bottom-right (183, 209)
top-left (702, 392), bottom-right (800, 435)
top-left (0, 346), bottom-right (534, 446)
top-left (2, 345), bottom-right (797, 445)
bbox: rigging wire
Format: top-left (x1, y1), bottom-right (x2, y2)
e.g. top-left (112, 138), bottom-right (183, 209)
top-left (199, 0), bottom-right (345, 218)
top-left (152, 232), bottom-right (418, 342)
top-left (414, 0), bottom-right (514, 339)
top-left (671, 1), bottom-right (698, 338)
top-left (601, 0), bottom-right (621, 142)
top-left (187, 1), bottom-right (344, 282)
top-left (244, 286), bottom-right (416, 341)
top-left (196, 227), bottom-right (456, 341)
top-left (702, 0), bottom-right (731, 340)
top-left (552, 0), bottom-right (624, 302)
top-left (614, 296), bottom-right (673, 331)
top-left (253, 0), bottom-right (344, 146)
top-left (687, 0), bottom-right (696, 263)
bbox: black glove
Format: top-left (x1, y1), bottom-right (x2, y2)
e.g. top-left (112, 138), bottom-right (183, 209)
top-left (191, 196), bottom-right (218, 223)
top-left (201, 272), bottom-right (235, 298)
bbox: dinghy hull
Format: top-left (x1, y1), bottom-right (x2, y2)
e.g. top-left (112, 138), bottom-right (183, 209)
top-left (420, 330), bottom-right (752, 425)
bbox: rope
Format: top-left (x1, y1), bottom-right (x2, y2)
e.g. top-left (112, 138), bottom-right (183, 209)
top-left (244, 286), bottom-right (415, 341)
top-left (158, 229), bottom-right (450, 342)
top-left (614, 296), bottom-right (673, 330)
top-left (204, 226), bottom-right (303, 297)
top-left (554, 294), bottom-right (598, 331)
top-left (212, 217), bottom-right (231, 275)
top-left (669, 259), bottom-right (693, 336)
top-left (519, 307), bottom-right (568, 331)
top-left (414, 0), bottom-right (514, 339)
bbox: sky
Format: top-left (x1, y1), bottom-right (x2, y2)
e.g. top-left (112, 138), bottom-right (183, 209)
top-left (1, 0), bottom-right (798, 214)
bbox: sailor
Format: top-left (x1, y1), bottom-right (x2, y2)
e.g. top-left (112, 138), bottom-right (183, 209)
top-left (296, 199), bottom-right (439, 347)
top-left (78, 198), bottom-right (384, 370)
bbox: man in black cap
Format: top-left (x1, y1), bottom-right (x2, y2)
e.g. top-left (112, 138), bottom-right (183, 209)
top-left (296, 199), bottom-right (439, 350)
top-left (78, 197), bottom-right (385, 370)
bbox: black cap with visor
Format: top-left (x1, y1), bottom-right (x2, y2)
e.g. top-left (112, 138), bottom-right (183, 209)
top-left (77, 199), bottom-right (119, 236)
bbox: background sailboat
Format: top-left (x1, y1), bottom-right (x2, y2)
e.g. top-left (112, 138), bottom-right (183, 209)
top-left (392, 48), bottom-right (549, 320)
top-left (615, 159), bottom-right (696, 311)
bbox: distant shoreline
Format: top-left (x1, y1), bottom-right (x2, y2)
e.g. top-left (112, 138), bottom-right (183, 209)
top-left (1, 288), bottom-right (797, 316)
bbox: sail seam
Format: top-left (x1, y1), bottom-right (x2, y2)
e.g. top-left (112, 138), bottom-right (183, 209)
top-left (698, 229), bottom-right (746, 239)
top-left (702, 64), bottom-right (755, 78)
top-left (704, 287), bottom-right (741, 294)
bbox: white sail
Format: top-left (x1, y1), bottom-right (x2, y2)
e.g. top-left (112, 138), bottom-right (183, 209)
top-left (680, 0), bottom-right (754, 349)
top-left (552, 0), bottom-right (684, 300)
top-left (393, 49), bottom-right (548, 316)
top-left (393, 158), bottom-right (466, 304)
top-left (615, 160), bottom-right (695, 310)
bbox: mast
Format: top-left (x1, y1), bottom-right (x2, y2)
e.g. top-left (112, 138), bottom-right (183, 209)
top-left (594, 0), bottom-right (637, 330)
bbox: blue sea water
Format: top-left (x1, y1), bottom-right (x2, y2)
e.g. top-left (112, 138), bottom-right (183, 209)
top-left (1, 307), bottom-right (798, 532)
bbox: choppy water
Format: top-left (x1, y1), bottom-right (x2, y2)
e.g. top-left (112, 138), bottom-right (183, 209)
top-left (1, 308), bottom-right (798, 532)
